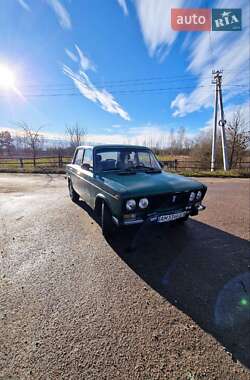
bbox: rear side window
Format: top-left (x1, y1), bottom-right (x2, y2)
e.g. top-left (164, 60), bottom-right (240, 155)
top-left (74, 148), bottom-right (84, 165)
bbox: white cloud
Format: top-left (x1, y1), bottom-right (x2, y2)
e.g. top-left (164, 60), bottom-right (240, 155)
top-left (134, 0), bottom-right (186, 57)
top-left (17, 0), bottom-right (30, 11)
top-left (1, 124), bottom-right (197, 147)
top-left (75, 44), bottom-right (96, 72)
top-left (87, 126), bottom-right (171, 146)
top-left (87, 133), bottom-right (130, 145)
top-left (63, 65), bottom-right (130, 121)
top-left (171, 0), bottom-right (250, 117)
top-left (65, 45), bottom-right (96, 71)
top-left (46, 0), bottom-right (71, 29)
top-left (112, 124), bottom-right (121, 129)
top-left (65, 48), bottom-right (78, 62)
top-left (81, 127), bottom-right (195, 147)
top-left (117, 0), bottom-right (128, 16)
top-left (171, 73), bottom-right (213, 117)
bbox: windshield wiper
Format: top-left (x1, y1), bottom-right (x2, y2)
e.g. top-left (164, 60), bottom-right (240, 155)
top-left (102, 169), bottom-right (119, 172)
top-left (117, 166), bottom-right (162, 174)
top-left (118, 168), bottom-right (136, 175)
top-left (134, 165), bottom-right (161, 172)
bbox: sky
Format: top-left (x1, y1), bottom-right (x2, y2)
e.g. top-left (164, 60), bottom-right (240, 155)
top-left (0, 0), bottom-right (249, 145)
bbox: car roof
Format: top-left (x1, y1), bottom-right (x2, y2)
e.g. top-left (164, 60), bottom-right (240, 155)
top-left (76, 145), bottom-right (93, 149)
top-left (76, 144), bottom-right (151, 150)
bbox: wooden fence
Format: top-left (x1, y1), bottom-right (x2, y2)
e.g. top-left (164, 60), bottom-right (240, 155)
top-left (0, 155), bottom-right (249, 171)
top-left (0, 155), bottom-right (72, 169)
top-left (162, 160), bottom-right (250, 171)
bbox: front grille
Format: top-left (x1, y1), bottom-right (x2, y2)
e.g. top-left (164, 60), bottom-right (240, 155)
top-left (122, 190), bottom-right (204, 213)
top-left (148, 192), bottom-right (190, 211)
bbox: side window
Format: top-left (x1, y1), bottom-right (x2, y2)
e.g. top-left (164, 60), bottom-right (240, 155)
top-left (82, 149), bottom-right (93, 169)
top-left (74, 148), bottom-right (84, 165)
top-left (138, 151), bottom-right (151, 166)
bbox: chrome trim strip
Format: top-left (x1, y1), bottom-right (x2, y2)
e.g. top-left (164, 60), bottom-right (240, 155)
top-left (69, 170), bottom-right (119, 200)
top-left (112, 216), bottom-right (119, 225)
top-left (123, 219), bottom-right (144, 225)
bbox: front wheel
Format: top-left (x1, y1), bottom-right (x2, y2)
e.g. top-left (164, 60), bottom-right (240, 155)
top-left (176, 215), bottom-right (189, 223)
top-left (101, 202), bottom-right (116, 237)
top-left (68, 179), bottom-right (79, 202)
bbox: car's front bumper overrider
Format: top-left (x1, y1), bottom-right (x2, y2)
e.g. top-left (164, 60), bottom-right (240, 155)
top-left (197, 204), bottom-right (206, 211)
top-left (113, 203), bottom-right (206, 226)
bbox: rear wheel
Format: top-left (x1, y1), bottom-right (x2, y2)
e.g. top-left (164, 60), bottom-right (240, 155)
top-left (101, 202), bottom-right (116, 237)
top-left (68, 179), bottom-right (79, 202)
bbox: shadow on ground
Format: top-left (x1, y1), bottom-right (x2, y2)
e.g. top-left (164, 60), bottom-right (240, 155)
top-left (76, 200), bottom-right (250, 369)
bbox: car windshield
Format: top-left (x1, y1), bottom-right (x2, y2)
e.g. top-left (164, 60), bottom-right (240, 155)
top-left (94, 148), bottom-right (161, 172)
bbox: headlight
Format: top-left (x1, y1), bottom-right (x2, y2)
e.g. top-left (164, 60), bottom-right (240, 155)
top-left (196, 190), bottom-right (202, 201)
top-left (189, 192), bottom-right (196, 202)
top-left (126, 199), bottom-right (136, 211)
top-left (139, 198), bottom-right (149, 209)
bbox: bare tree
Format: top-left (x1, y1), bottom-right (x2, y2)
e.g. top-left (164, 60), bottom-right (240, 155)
top-left (175, 126), bottom-right (186, 154)
top-left (168, 127), bottom-right (186, 155)
top-left (0, 131), bottom-right (14, 155)
top-left (191, 129), bottom-right (226, 169)
top-left (169, 128), bottom-right (176, 156)
top-left (14, 134), bottom-right (26, 153)
top-left (183, 137), bottom-right (194, 154)
top-left (16, 122), bottom-right (44, 167)
top-left (65, 123), bottom-right (87, 151)
top-left (226, 110), bottom-right (250, 169)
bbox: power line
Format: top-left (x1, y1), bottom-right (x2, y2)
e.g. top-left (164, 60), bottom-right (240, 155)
top-left (19, 75), bottom-right (213, 89)
top-left (0, 82), bottom-right (248, 98)
top-left (18, 69), bottom-right (245, 89)
top-left (0, 85), bottom-right (212, 98)
top-left (0, 74), bottom-right (248, 99)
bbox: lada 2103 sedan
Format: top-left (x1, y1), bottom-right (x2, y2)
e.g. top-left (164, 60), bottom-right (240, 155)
top-left (66, 145), bottom-right (207, 236)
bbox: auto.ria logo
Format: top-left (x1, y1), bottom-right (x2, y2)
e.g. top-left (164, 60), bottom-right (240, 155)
top-left (212, 9), bottom-right (241, 31)
top-left (171, 8), bottom-right (242, 31)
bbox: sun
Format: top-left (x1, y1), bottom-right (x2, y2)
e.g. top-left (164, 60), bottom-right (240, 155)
top-left (0, 64), bottom-right (16, 89)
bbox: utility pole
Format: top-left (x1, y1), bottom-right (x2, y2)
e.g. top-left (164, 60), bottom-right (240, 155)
top-left (211, 70), bottom-right (229, 171)
top-left (211, 74), bottom-right (218, 172)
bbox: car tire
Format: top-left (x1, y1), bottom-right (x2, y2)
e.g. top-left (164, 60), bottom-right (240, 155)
top-left (177, 215), bottom-right (189, 223)
top-left (101, 201), bottom-right (115, 237)
top-left (68, 179), bottom-right (79, 202)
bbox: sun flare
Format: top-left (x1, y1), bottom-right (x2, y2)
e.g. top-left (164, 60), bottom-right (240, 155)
top-left (0, 64), bottom-right (16, 89)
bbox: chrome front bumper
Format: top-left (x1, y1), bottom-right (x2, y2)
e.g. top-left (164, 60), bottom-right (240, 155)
top-left (197, 204), bottom-right (206, 211)
top-left (113, 204), bottom-right (206, 226)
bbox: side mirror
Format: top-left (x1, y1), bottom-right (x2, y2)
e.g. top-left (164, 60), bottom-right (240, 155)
top-left (159, 161), bottom-right (164, 168)
top-left (81, 163), bottom-right (92, 171)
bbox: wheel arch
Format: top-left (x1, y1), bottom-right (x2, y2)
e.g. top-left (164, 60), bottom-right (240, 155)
top-left (95, 194), bottom-right (110, 216)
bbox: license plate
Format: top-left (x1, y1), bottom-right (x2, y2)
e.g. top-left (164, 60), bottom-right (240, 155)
top-left (157, 211), bottom-right (187, 223)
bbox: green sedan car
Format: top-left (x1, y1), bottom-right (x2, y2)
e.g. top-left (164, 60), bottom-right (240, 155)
top-left (66, 145), bottom-right (207, 236)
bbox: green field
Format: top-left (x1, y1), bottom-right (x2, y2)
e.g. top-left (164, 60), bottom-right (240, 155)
top-left (0, 156), bottom-right (71, 169)
top-left (0, 155), bottom-right (249, 177)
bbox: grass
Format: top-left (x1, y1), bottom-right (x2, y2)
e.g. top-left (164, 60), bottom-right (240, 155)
top-left (0, 166), bottom-right (249, 177)
top-left (173, 169), bottom-right (250, 178)
top-left (0, 156), bottom-right (249, 177)
top-left (0, 157), bottom-right (71, 170)
top-left (157, 154), bottom-right (190, 161)
top-left (0, 167), bottom-right (66, 174)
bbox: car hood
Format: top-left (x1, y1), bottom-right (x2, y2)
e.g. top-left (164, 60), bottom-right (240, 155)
top-left (98, 170), bottom-right (204, 197)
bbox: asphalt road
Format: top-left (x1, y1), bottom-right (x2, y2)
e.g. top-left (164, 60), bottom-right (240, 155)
top-left (0, 173), bottom-right (250, 380)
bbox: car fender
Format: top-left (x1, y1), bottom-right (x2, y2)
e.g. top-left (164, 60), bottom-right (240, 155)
top-left (95, 193), bottom-right (111, 215)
